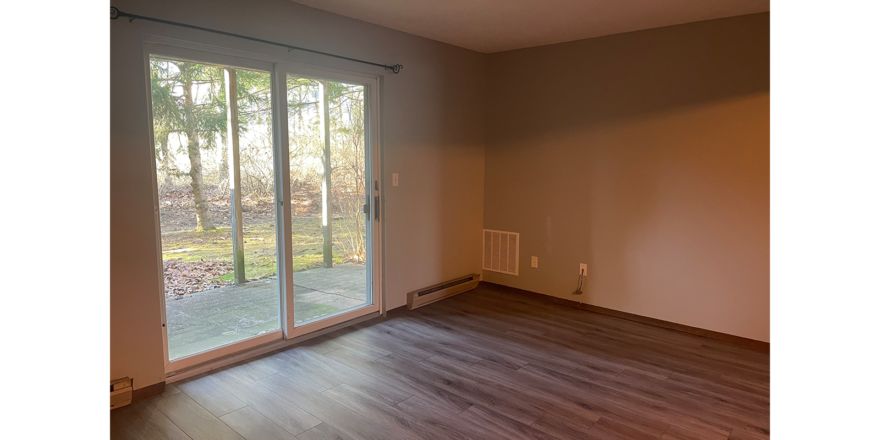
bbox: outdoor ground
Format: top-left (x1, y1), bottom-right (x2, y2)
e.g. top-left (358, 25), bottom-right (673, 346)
top-left (165, 264), bottom-right (367, 360)
top-left (158, 184), bottom-right (369, 360)
top-left (158, 185), bottom-right (364, 296)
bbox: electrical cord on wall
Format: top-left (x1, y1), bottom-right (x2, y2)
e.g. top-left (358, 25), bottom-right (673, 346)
top-left (573, 268), bottom-right (584, 295)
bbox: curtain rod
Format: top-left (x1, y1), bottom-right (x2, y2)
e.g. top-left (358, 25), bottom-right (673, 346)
top-left (110, 6), bottom-right (403, 74)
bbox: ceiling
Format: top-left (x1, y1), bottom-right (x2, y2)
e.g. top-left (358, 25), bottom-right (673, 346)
top-left (290, 0), bottom-right (770, 53)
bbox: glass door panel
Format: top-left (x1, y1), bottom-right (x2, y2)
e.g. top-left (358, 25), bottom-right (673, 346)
top-left (285, 75), bottom-right (371, 326)
top-left (149, 56), bottom-right (281, 361)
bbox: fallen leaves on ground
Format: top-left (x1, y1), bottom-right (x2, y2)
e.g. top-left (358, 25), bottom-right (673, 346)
top-left (163, 258), bottom-right (233, 297)
top-left (157, 185), bottom-right (279, 231)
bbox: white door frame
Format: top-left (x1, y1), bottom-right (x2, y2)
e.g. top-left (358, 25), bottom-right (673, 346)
top-left (275, 62), bottom-right (383, 339)
top-left (142, 38), bottom-right (384, 374)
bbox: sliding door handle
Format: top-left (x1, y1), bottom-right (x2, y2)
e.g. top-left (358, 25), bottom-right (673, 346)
top-left (374, 196), bottom-right (380, 222)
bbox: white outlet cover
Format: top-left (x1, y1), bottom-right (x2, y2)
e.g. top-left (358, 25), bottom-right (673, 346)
top-left (579, 263), bottom-right (588, 275)
top-left (392, 173), bottom-right (399, 186)
top-left (531, 256), bottom-right (538, 268)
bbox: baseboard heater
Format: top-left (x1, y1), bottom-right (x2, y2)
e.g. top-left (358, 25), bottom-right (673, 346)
top-left (110, 377), bottom-right (133, 410)
top-left (406, 273), bottom-right (481, 310)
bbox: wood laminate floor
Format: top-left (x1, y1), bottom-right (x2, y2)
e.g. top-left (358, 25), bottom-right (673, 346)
top-left (111, 284), bottom-right (770, 440)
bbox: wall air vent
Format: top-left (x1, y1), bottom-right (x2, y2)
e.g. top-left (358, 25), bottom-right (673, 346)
top-left (482, 229), bottom-right (519, 276)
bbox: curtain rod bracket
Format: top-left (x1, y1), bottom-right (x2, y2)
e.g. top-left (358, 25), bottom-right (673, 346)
top-left (110, 6), bottom-right (403, 74)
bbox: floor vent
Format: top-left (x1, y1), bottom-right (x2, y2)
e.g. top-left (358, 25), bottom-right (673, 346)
top-left (483, 229), bottom-right (519, 275)
top-left (407, 273), bottom-right (481, 310)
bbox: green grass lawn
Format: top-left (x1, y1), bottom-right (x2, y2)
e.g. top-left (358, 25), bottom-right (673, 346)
top-left (161, 217), bottom-right (363, 279)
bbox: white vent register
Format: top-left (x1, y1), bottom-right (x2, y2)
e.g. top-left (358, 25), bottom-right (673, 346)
top-left (483, 229), bottom-right (520, 275)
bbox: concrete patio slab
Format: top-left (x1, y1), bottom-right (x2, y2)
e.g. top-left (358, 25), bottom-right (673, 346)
top-left (166, 263), bottom-right (367, 360)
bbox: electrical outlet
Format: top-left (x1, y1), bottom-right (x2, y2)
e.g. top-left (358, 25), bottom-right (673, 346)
top-left (531, 256), bottom-right (538, 268)
top-left (392, 173), bottom-right (399, 186)
top-left (579, 263), bottom-right (588, 276)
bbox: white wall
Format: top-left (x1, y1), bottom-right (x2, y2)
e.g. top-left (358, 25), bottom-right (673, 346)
top-left (111, 0), bottom-right (487, 390)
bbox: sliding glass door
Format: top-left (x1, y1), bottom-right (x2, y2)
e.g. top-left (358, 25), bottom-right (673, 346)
top-left (149, 53), bottom-right (282, 368)
top-left (278, 64), bottom-right (381, 338)
top-left (147, 44), bottom-right (381, 369)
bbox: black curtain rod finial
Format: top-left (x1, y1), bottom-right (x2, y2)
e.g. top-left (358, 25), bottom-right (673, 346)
top-left (109, 6), bottom-right (403, 74)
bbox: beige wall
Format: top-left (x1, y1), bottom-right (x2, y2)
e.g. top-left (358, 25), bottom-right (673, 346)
top-left (112, 3), bottom-right (770, 391)
top-left (482, 13), bottom-right (770, 342)
top-left (111, 0), bottom-right (487, 390)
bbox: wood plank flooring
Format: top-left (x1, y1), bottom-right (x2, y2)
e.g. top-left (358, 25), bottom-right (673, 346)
top-left (111, 284), bottom-right (770, 439)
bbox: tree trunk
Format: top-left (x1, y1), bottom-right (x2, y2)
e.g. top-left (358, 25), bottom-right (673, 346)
top-left (224, 68), bottom-right (246, 284)
top-left (318, 80), bottom-right (333, 268)
top-left (181, 65), bottom-right (215, 231)
top-left (219, 131), bottom-right (229, 180)
top-left (159, 132), bottom-right (173, 186)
